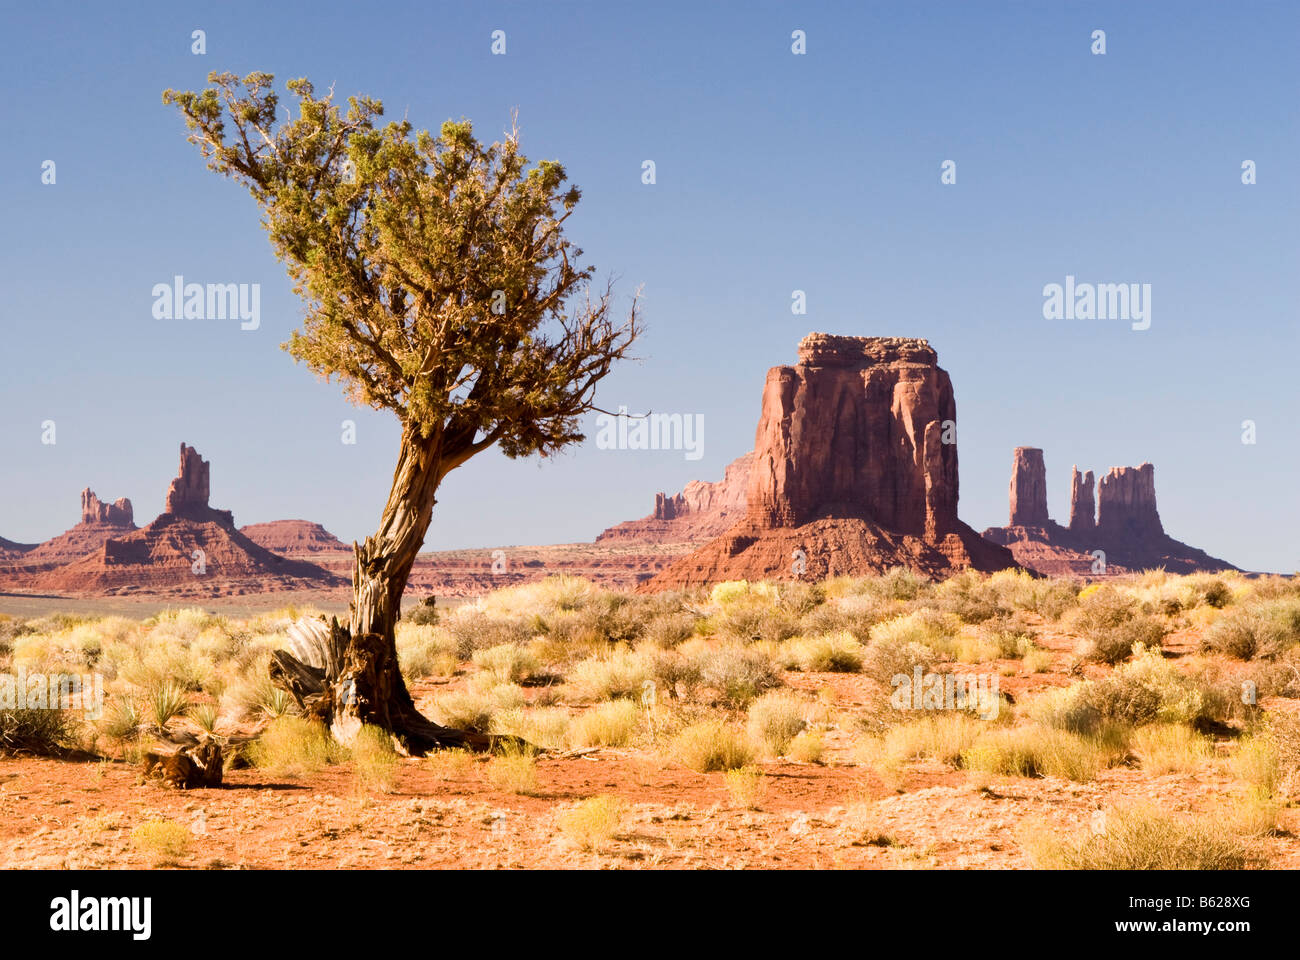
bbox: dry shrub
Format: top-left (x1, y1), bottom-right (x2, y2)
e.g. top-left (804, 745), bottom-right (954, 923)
top-left (571, 700), bottom-right (640, 747)
top-left (248, 717), bottom-right (342, 775)
top-left (1020, 803), bottom-right (1266, 870)
top-left (746, 691), bottom-right (807, 755)
top-left (961, 725), bottom-right (1122, 782)
top-left (558, 795), bottom-right (626, 851)
top-left (671, 720), bottom-right (754, 772)
top-left (724, 766), bottom-right (767, 809)
top-left (131, 819), bottom-right (191, 866)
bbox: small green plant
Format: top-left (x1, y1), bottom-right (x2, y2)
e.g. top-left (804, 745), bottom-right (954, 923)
top-left (100, 696), bottom-right (142, 742)
top-left (148, 680), bottom-right (189, 729)
top-left (0, 708), bottom-right (76, 756)
top-left (188, 702), bottom-right (220, 734)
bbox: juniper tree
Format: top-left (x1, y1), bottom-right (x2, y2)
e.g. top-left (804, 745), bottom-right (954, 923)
top-left (163, 72), bottom-right (638, 752)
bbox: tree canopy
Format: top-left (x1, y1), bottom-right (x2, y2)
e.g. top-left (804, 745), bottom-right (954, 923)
top-left (163, 71), bottom-right (638, 466)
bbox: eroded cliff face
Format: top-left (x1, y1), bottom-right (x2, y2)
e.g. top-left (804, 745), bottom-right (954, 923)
top-left (1097, 463), bottom-right (1163, 538)
top-left (745, 335), bottom-right (958, 539)
top-left (646, 333), bottom-right (1015, 589)
top-left (80, 489), bottom-right (133, 526)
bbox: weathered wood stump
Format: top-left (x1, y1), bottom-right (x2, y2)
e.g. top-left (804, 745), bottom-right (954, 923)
top-left (270, 616), bottom-right (517, 756)
top-left (142, 735), bottom-right (223, 789)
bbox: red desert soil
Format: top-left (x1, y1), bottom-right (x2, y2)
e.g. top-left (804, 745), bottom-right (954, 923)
top-left (3, 658), bottom-right (1297, 871)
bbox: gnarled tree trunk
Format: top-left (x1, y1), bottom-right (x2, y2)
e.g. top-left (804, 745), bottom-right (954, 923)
top-left (270, 427), bottom-right (500, 755)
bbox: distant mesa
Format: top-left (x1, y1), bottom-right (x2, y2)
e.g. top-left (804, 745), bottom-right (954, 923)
top-left (982, 446), bottom-right (1236, 576)
top-left (241, 520), bottom-right (349, 555)
top-left (597, 452), bottom-right (756, 545)
top-left (10, 443), bottom-right (343, 596)
top-left (645, 333), bottom-right (1017, 589)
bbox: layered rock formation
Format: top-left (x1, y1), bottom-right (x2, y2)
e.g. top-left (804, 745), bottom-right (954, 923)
top-left (241, 520), bottom-right (349, 555)
top-left (983, 451), bottom-right (1236, 576)
top-left (16, 488), bottom-right (138, 566)
top-left (0, 536), bottom-right (37, 561)
top-left (596, 452), bottom-right (755, 544)
top-left (18, 444), bottom-right (342, 596)
top-left (81, 489), bottom-right (133, 526)
top-left (646, 334), bottom-right (1017, 588)
top-left (1008, 448), bottom-right (1049, 526)
top-left (1068, 466), bottom-right (1095, 534)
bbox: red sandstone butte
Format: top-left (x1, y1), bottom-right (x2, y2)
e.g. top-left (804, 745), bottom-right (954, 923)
top-left (240, 519), bottom-right (349, 555)
top-left (983, 453), bottom-right (1236, 576)
top-left (29, 444), bottom-right (343, 596)
top-left (15, 488), bottom-right (138, 566)
top-left (1068, 465), bottom-right (1096, 534)
top-left (596, 452), bottom-right (756, 545)
top-left (645, 334), bottom-right (1017, 588)
top-left (1008, 447), bottom-right (1050, 527)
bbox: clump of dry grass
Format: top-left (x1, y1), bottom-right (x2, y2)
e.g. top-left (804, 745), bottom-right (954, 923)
top-left (131, 819), bottom-right (191, 866)
top-left (248, 717), bottom-right (343, 775)
top-left (487, 744), bottom-right (540, 795)
top-left (570, 700), bottom-right (640, 747)
top-left (689, 642), bottom-right (781, 708)
top-left (746, 691), bottom-right (807, 756)
top-left (783, 632), bottom-right (865, 672)
top-left (724, 766), bottom-right (767, 809)
top-left (472, 643), bottom-right (542, 684)
top-left (787, 730), bottom-right (824, 764)
top-left (961, 725), bottom-right (1123, 782)
top-left (568, 649), bottom-right (649, 701)
top-left (351, 724), bottom-right (399, 793)
top-left (1131, 723), bottom-right (1212, 775)
top-left (880, 713), bottom-right (987, 767)
top-left (426, 747), bottom-right (476, 781)
top-left (558, 795), bottom-right (627, 851)
top-left (1019, 803), bottom-right (1266, 869)
top-left (670, 720), bottom-right (755, 772)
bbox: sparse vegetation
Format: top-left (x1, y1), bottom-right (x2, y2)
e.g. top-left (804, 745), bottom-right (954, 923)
top-left (1020, 804), bottom-right (1265, 870)
top-left (3, 569), bottom-right (1295, 870)
top-left (558, 795), bottom-right (626, 851)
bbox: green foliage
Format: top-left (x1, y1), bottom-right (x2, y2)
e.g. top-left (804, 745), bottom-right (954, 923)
top-left (163, 71), bottom-right (638, 459)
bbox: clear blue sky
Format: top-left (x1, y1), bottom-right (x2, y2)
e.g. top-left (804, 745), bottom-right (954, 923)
top-left (1, 1), bottom-right (1295, 572)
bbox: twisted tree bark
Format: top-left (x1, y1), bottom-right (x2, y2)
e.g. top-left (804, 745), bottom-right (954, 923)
top-left (269, 428), bottom-right (500, 755)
